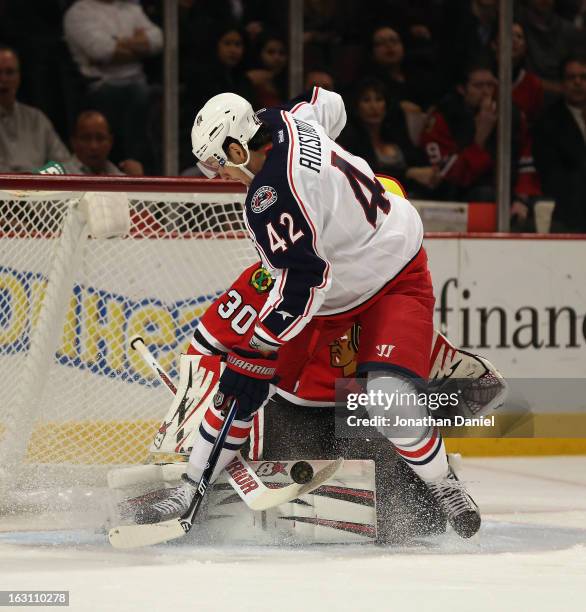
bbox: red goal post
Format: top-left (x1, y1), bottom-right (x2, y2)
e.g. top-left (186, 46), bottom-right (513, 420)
top-left (0, 175), bottom-right (256, 488)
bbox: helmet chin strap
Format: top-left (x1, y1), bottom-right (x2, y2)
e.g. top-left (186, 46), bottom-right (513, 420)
top-left (240, 165), bottom-right (256, 180)
top-left (226, 145), bottom-right (255, 179)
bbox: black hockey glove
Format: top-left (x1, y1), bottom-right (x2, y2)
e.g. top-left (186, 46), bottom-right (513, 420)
top-left (214, 348), bottom-right (278, 419)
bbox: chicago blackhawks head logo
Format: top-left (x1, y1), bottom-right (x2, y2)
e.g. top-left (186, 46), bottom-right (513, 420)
top-left (329, 324), bottom-right (361, 376)
top-left (250, 266), bottom-right (274, 293)
top-left (251, 185), bottom-right (278, 213)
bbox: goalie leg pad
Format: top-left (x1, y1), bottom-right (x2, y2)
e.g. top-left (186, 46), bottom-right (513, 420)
top-left (150, 353), bottom-right (223, 456)
top-left (428, 332), bottom-right (508, 419)
top-left (262, 398), bottom-right (446, 543)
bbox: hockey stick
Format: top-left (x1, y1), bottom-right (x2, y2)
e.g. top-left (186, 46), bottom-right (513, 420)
top-left (123, 336), bottom-right (343, 512)
top-left (109, 398), bottom-right (239, 548)
top-left (130, 335), bottom-right (178, 394)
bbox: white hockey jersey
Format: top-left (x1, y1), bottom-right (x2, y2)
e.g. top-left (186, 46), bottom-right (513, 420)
top-left (246, 87), bottom-right (423, 351)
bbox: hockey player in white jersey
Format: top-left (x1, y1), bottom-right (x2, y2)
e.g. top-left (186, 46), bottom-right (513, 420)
top-left (140, 88), bottom-right (481, 538)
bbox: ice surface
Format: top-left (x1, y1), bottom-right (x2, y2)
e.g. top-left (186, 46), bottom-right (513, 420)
top-left (1, 457), bottom-right (585, 612)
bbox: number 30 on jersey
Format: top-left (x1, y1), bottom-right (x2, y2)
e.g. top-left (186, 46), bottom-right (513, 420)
top-left (217, 289), bottom-right (258, 335)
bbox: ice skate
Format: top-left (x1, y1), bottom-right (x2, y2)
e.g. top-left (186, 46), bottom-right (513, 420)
top-left (134, 475), bottom-right (197, 525)
top-left (427, 467), bottom-right (481, 538)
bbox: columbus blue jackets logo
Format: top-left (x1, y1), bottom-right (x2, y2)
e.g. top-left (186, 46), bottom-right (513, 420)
top-left (251, 185), bottom-right (278, 213)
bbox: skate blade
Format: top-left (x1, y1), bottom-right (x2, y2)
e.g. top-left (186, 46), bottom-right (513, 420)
top-left (108, 518), bottom-right (186, 549)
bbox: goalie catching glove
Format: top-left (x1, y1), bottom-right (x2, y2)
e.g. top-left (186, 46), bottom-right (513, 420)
top-left (214, 348), bottom-right (278, 418)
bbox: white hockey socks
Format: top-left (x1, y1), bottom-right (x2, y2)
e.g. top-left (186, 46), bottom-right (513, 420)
top-left (366, 372), bottom-right (449, 483)
top-left (390, 427), bottom-right (449, 482)
top-left (185, 403), bottom-right (253, 483)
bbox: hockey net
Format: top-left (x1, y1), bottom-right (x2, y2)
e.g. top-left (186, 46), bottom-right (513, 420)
top-left (0, 176), bottom-right (256, 488)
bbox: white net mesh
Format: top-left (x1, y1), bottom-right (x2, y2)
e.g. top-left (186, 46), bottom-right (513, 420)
top-left (0, 186), bottom-right (256, 486)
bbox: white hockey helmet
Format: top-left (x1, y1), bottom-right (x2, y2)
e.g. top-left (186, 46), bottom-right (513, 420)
top-left (191, 92), bottom-right (261, 177)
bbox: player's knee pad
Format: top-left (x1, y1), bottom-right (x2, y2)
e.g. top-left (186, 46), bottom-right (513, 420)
top-left (366, 371), bottom-right (431, 444)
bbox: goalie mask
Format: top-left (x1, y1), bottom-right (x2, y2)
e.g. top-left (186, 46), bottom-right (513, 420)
top-left (191, 93), bottom-right (262, 177)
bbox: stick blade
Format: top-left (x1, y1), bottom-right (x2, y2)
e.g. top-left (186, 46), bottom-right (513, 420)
top-left (108, 519), bottom-right (186, 549)
top-left (248, 457), bottom-right (344, 511)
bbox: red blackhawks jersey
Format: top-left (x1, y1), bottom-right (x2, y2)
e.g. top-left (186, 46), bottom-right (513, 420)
top-left (420, 94), bottom-right (541, 199)
top-left (243, 87), bottom-right (423, 353)
top-left (513, 68), bottom-right (544, 125)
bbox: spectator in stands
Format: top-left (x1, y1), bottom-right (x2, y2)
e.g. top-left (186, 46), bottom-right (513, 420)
top-left (184, 22), bottom-right (256, 111)
top-left (62, 110), bottom-right (143, 175)
top-left (518, 0), bottom-right (580, 98)
top-left (400, 3), bottom-right (444, 97)
top-left (439, 0), bottom-right (498, 91)
top-left (366, 24), bottom-right (440, 111)
top-left (304, 68), bottom-right (335, 91)
top-left (181, 22), bottom-right (256, 171)
top-left (0, 0), bottom-right (71, 140)
top-left (163, 0), bottom-right (280, 94)
top-left (247, 33), bottom-right (288, 108)
top-left (0, 46), bottom-right (69, 173)
top-left (419, 61), bottom-right (541, 229)
top-left (63, 0), bottom-right (163, 169)
top-left (338, 78), bottom-right (441, 198)
top-left (533, 55), bottom-right (586, 232)
top-left (491, 22), bottom-right (545, 125)
top-left (366, 0), bottom-right (446, 43)
top-left (303, 0), bottom-right (342, 72)
top-left (511, 22), bottom-right (545, 124)
top-left (368, 1), bottom-right (446, 99)
top-left (174, 0), bottom-right (278, 46)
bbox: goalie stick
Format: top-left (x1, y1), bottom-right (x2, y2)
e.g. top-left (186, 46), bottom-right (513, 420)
top-left (121, 336), bottom-right (343, 510)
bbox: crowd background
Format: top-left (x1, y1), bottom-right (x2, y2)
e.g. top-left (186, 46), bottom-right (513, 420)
top-left (0, 0), bottom-right (585, 232)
